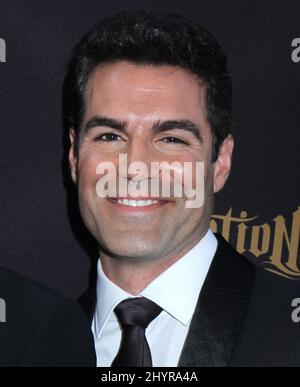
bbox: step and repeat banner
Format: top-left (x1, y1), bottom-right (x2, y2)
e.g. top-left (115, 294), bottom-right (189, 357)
top-left (0, 1), bottom-right (299, 297)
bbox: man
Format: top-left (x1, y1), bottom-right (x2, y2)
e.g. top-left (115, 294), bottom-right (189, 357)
top-left (65, 10), bottom-right (300, 367)
top-left (0, 265), bottom-right (96, 366)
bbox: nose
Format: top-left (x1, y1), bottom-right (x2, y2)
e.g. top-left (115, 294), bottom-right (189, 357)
top-left (119, 137), bottom-right (157, 181)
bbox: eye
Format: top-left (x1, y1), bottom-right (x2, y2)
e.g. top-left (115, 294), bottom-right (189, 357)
top-left (94, 132), bottom-right (122, 142)
top-left (161, 136), bottom-right (188, 145)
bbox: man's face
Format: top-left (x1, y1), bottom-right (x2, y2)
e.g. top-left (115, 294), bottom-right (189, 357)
top-left (69, 61), bottom-right (233, 262)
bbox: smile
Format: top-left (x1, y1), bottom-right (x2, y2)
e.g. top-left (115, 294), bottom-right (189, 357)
top-left (106, 197), bottom-right (173, 213)
top-left (109, 199), bottom-right (159, 207)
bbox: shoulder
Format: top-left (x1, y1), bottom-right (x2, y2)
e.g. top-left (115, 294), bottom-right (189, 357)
top-left (213, 233), bottom-right (255, 278)
top-left (230, 264), bottom-right (300, 366)
top-left (211, 236), bottom-right (300, 366)
top-left (0, 265), bottom-right (63, 310)
top-left (251, 265), bottom-right (300, 322)
top-left (0, 266), bottom-right (95, 366)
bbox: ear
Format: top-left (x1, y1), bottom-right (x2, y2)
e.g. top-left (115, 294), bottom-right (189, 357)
top-left (213, 134), bottom-right (234, 193)
top-left (69, 128), bottom-right (78, 184)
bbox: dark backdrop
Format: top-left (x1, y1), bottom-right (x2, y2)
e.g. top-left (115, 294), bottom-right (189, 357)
top-left (0, 0), bottom-right (299, 298)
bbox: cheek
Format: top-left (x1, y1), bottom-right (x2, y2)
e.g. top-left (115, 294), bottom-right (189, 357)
top-left (77, 154), bottom-right (102, 193)
top-left (183, 157), bottom-right (211, 191)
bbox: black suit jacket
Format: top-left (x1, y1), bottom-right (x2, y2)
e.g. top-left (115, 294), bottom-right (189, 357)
top-left (0, 266), bottom-right (96, 366)
top-left (78, 233), bottom-right (300, 367)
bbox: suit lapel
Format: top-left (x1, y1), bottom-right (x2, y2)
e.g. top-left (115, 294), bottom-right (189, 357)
top-left (178, 234), bottom-right (255, 367)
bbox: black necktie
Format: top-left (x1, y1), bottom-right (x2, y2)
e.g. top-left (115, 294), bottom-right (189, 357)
top-left (111, 297), bottom-right (162, 367)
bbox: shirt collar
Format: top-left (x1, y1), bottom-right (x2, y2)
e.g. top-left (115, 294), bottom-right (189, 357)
top-left (94, 229), bottom-right (218, 338)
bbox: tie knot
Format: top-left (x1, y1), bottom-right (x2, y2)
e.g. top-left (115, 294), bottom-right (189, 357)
top-left (114, 297), bottom-right (162, 329)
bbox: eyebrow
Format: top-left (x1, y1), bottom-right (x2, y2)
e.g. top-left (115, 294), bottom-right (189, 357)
top-left (83, 116), bottom-right (204, 143)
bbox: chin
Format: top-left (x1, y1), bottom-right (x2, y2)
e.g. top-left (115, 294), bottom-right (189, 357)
top-left (100, 238), bottom-right (163, 261)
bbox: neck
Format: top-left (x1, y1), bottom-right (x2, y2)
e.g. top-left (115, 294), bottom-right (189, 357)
top-left (99, 230), bottom-right (208, 295)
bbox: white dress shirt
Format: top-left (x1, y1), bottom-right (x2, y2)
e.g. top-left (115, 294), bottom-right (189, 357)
top-left (92, 229), bottom-right (218, 367)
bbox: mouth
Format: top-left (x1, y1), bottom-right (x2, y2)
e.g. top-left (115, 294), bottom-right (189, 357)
top-left (106, 197), bottom-right (174, 212)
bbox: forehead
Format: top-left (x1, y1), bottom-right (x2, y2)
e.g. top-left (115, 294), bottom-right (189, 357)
top-left (84, 61), bottom-right (208, 123)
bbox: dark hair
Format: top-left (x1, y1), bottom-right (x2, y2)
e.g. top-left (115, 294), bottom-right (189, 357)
top-left (63, 10), bottom-right (232, 162)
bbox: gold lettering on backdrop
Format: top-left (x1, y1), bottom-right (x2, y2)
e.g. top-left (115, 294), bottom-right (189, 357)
top-left (250, 224), bottom-right (271, 257)
top-left (211, 207), bottom-right (300, 279)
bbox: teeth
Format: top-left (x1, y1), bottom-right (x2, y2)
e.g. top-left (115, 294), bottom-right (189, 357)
top-left (111, 199), bottom-right (159, 207)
